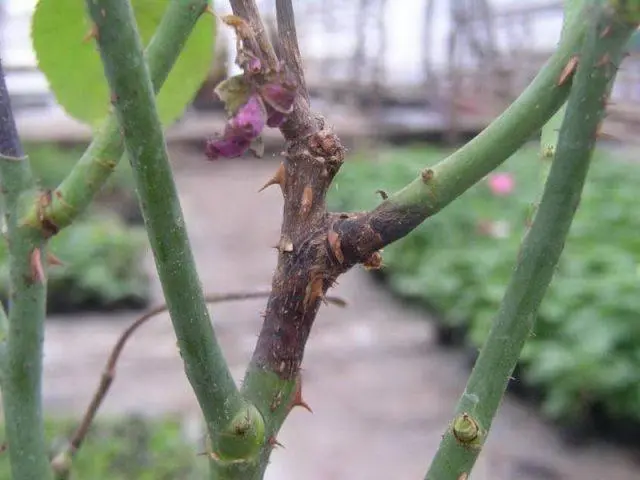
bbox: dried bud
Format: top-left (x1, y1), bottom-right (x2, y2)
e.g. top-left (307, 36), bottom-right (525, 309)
top-left (228, 94), bottom-right (266, 139)
top-left (259, 81), bottom-right (296, 114)
top-left (266, 109), bottom-right (287, 128)
top-left (247, 55), bottom-right (262, 74)
top-left (205, 136), bottom-right (251, 160)
top-left (205, 95), bottom-right (267, 160)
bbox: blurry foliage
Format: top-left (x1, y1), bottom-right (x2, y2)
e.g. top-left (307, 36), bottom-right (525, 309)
top-left (0, 416), bottom-right (205, 479)
top-left (329, 144), bottom-right (640, 426)
top-left (31, 0), bottom-right (216, 127)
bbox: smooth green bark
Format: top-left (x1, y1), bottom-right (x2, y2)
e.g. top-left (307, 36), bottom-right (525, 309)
top-left (424, 5), bottom-right (638, 479)
top-left (84, 0), bottom-right (264, 467)
top-left (0, 59), bottom-right (52, 480)
top-left (25, 0), bottom-right (210, 236)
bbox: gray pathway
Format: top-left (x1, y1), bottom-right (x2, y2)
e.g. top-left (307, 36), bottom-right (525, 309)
top-left (40, 151), bottom-right (638, 479)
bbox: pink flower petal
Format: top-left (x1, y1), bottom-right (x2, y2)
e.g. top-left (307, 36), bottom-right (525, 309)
top-left (259, 81), bottom-right (296, 114)
top-left (228, 94), bottom-right (266, 139)
top-left (487, 173), bottom-right (515, 196)
top-left (205, 136), bottom-right (251, 160)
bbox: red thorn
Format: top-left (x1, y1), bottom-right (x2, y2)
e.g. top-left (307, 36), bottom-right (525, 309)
top-left (268, 436), bottom-right (285, 449)
top-left (258, 162), bottom-right (285, 193)
top-left (557, 55), bottom-right (579, 86)
top-left (30, 248), bottom-right (45, 283)
top-left (47, 252), bottom-right (64, 267)
top-left (290, 375), bottom-right (313, 413)
top-left (82, 24), bottom-right (98, 43)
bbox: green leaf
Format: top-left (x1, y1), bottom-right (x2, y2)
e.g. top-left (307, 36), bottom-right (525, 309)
top-left (31, 0), bottom-right (216, 128)
top-left (214, 75), bottom-right (252, 115)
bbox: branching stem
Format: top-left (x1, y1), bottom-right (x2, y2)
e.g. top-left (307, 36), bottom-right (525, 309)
top-left (24, 0), bottom-right (210, 238)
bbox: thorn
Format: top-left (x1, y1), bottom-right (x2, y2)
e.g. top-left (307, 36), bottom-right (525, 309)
top-left (327, 230), bottom-right (344, 264)
top-left (600, 25), bottom-right (612, 38)
top-left (421, 168), bottom-right (434, 183)
top-left (268, 436), bottom-right (284, 449)
top-left (300, 186), bottom-right (313, 218)
top-left (204, 5), bottom-right (216, 16)
top-left (277, 236), bottom-right (294, 253)
top-left (30, 248), bottom-right (45, 283)
top-left (82, 24), bottom-right (98, 43)
top-left (375, 189), bottom-right (388, 200)
top-left (557, 55), bottom-right (579, 86)
top-left (363, 251), bottom-right (383, 270)
top-left (258, 162), bottom-right (285, 192)
top-left (458, 474), bottom-right (469, 480)
top-left (290, 375), bottom-right (313, 413)
top-left (46, 252), bottom-right (64, 267)
top-left (303, 275), bottom-right (325, 308)
top-left (270, 391), bottom-right (283, 411)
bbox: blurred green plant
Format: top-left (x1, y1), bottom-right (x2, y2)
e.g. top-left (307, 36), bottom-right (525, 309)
top-left (0, 416), bottom-right (205, 479)
top-left (32, 0), bottom-right (216, 128)
top-left (329, 144), bottom-right (640, 426)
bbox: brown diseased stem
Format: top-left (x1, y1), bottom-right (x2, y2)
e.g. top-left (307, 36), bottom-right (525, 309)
top-left (51, 288), bottom-right (346, 477)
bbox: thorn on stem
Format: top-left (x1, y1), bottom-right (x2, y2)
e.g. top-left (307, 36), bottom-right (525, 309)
top-left (303, 275), bottom-right (325, 309)
top-left (557, 55), bottom-right (579, 86)
top-left (421, 168), bottom-right (434, 183)
top-left (327, 230), bottom-right (344, 264)
top-left (30, 248), bottom-right (45, 283)
top-left (277, 236), bottom-right (294, 253)
top-left (270, 391), bottom-right (283, 411)
top-left (363, 251), bottom-right (383, 270)
top-left (375, 189), bottom-right (388, 200)
top-left (258, 162), bottom-right (286, 192)
top-left (47, 252), bottom-right (64, 267)
top-left (268, 436), bottom-right (284, 449)
top-left (300, 186), bottom-right (313, 218)
top-left (289, 375), bottom-right (313, 413)
top-left (82, 24), bottom-right (99, 43)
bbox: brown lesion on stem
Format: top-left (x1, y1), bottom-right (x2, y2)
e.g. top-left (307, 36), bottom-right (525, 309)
top-left (51, 288), bottom-right (346, 478)
top-left (231, 0), bottom-right (431, 381)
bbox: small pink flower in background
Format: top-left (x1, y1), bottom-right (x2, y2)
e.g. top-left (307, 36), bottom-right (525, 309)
top-left (487, 173), bottom-right (515, 196)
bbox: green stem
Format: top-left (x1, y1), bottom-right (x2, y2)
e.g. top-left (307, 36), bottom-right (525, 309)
top-left (350, 2), bottom-right (593, 253)
top-left (424, 5), bottom-right (637, 480)
top-left (0, 59), bottom-right (52, 480)
top-left (85, 0), bottom-right (264, 465)
top-left (24, 0), bottom-right (210, 237)
top-left (540, 0), bottom-right (586, 163)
